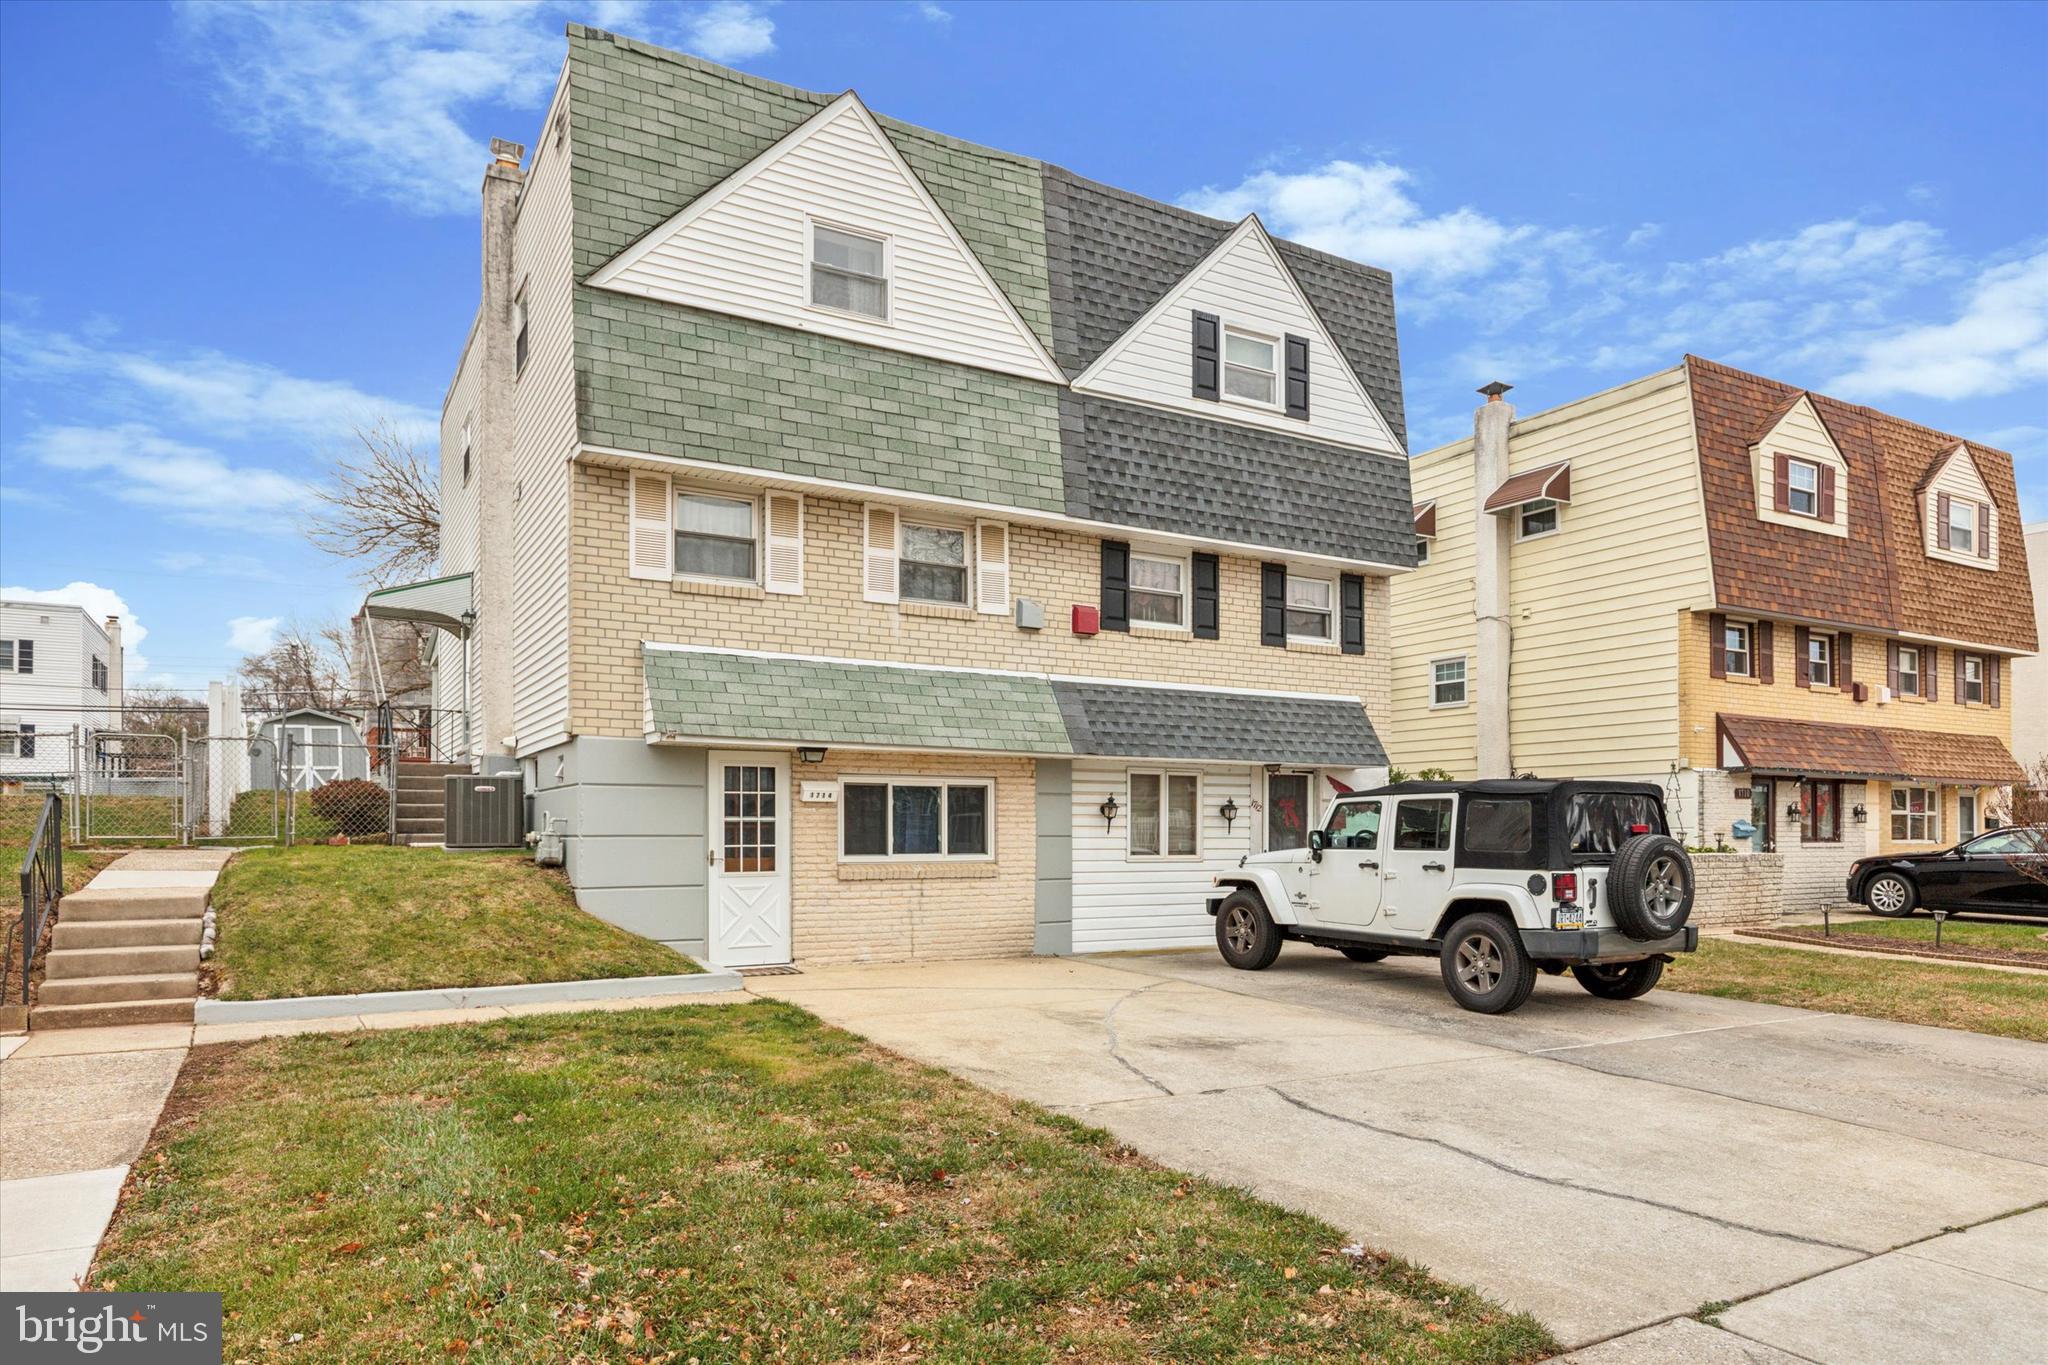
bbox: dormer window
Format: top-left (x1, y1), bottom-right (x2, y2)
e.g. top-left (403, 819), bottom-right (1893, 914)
top-left (810, 223), bottom-right (888, 320)
top-left (1945, 498), bottom-right (1976, 553)
top-left (1222, 326), bottom-right (1279, 406)
top-left (1786, 459), bottom-right (1820, 517)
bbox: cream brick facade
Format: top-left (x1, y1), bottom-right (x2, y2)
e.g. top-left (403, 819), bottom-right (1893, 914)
top-left (569, 463), bottom-right (1391, 739)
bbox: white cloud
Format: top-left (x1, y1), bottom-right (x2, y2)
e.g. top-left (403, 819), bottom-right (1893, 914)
top-left (687, 2), bottom-right (776, 62)
top-left (0, 582), bottom-right (150, 674)
top-left (909, 1), bottom-right (953, 22)
top-left (27, 424), bottom-right (309, 526)
top-left (1181, 161), bottom-right (1531, 282)
top-left (1826, 250), bottom-right (2048, 402)
top-left (1691, 219), bottom-right (1951, 289)
top-left (1624, 223), bottom-right (1662, 249)
top-left (2, 323), bottom-right (436, 444)
top-left (226, 615), bottom-right (282, 653)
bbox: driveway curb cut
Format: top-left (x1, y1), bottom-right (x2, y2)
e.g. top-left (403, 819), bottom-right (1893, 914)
top-left (194, 965), bottom-right (743, 1023)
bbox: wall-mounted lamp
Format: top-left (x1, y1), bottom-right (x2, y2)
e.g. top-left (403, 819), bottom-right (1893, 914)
top-left (1852, 804), bottom-right (1867, 823)
top-left (1099, 793), bottom-right (1120, 832)
top-left (1786, 799), bottom-right (1803, 820)
top-left (795, 747), bottom-right (827, 764)
top-left (1219, 797), bottom-right (1239, 831)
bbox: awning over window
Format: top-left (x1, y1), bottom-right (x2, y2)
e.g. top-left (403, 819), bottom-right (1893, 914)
top-left (1718, 713), bottom-right (2025, 785)
top-left (362, 573), bottom-right (473, 635)
top-left (1413, 500), bottom-right (1437, 539)
top-left (643, 645), bottom-right (1385, 767)
top-left (1483, 460), bottom-right (1572, 513)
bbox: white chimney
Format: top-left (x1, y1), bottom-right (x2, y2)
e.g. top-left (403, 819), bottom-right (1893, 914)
top-left (104, 614), bottom-right (126, 715)
top-left (1473, 383), bottom-right (1514, 778)
top-left (472, 137), bottom-right (526, 771)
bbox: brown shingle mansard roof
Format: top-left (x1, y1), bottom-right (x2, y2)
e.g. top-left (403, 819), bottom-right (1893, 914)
top-left (1718, 713), bottom-right (2026, 786)
top-left (1687, 357), bottom-right (2036, 653)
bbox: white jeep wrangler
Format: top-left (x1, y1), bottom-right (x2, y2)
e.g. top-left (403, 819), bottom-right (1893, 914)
top-left (1206, 779), bottom-right (1698, 1013)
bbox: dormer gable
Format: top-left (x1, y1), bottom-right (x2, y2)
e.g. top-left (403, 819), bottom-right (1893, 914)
top-left (1749, 393), bottom-right (1848, 538)
top-left (1069, 216), bottom-right (1403, 456)
top-left (587, 91), bottom-right (1065, 386)
top-left (1918, 444), bottom-right (2001, 570)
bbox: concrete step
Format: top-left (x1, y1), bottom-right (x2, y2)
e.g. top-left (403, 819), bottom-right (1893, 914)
top-left (59, 888), bottom-right (207, 922)
top-left (45, 944), bottom-right (201, 979)
top-left (52, 918), bottom-right (203, 949)
top-left (32, 998), bottom-right (195, 1029)
top-left (39, 972), bottom-right (197, 1006)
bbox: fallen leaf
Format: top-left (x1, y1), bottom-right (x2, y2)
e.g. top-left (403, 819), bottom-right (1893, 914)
top-left (332, 1242), bottom-right (364, 1257)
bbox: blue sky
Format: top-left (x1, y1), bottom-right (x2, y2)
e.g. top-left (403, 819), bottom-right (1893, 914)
top-left (2, 0), bottom-right (2043, 689)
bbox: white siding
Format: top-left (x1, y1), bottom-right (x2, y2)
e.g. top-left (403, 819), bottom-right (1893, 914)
top-left (589, 96), bottom-right (1060, 385)
top-left (1921, 446), bottom-right (2002, 571)
top-left (1070, 760), bottom-right (1255, 952)
top-left (1072, 221), bottom-right (1401, 456)
top-left (0, 602), bottom-right (114, 736)
top-left (435, 323), bottom-right (483, 730)
top-left (510, 75), bottom-right (579, 751)
top-left (1752, 396), bottom-right (1848, 538)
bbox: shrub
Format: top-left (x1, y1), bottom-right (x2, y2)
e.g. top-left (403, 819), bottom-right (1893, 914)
top-left (308, 779), bottom-right (387, 835)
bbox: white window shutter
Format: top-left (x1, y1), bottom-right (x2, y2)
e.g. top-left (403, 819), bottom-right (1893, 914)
top-left (763, 492), bottom-right (804, 595)
top-left (863, 504), bottom-right (899, 603)
top-left (975, 520), bottom-right (1010, 615)
top-left (629, 473), bottom-right (672, 581)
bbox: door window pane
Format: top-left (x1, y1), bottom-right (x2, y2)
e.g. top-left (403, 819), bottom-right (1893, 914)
top-left (723, 765), bottom-right (777, 872)
top-left (947, 785), bottom-right (989, 856)
top-left (843, 783), bottom-right (887, 856)
top-left (1267, 773), bottom-right (1311, 850)
top-left (1129, 772), bottom-right (1161, 857)
top-left (1325, 800), bottom-right (1382, 850)
top-left (1166, 774), bottom-right (1199, 856)
top-left (1392, 799), bottom-right (1453, 851)
top-left (892, 785), bottom-right (942, 856)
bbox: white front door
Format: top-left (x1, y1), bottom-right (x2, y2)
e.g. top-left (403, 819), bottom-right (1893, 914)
top-left (708, 751), bottom-right (792, 967)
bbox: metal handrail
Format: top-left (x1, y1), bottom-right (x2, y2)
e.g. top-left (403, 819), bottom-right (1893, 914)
top-left (7, 794), bottom-right (64, 1005)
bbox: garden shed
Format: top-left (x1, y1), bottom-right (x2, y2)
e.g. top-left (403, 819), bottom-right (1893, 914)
top-left (250, 708), bottom-right (370, 790)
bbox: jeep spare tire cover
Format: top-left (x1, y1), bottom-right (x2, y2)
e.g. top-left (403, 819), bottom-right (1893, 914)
top-left (1609, 834), bottom-right (1693, 940)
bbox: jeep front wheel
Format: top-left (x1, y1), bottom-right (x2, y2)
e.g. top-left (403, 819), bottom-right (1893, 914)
top-left (1439, 913), bottom-right (1537, 1014)
top-left (1570, 959), bottom-right (1664, 1000)
top-left (1216, 891), bottom-right (1283, 971)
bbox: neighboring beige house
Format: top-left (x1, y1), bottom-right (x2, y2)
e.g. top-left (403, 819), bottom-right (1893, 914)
top-left (2014, 521), bottom-right (2048, 782)
top-left (368, 27), bottom-right (1417, 967)
top-left (1391, 358), bottom-right (2036, 909)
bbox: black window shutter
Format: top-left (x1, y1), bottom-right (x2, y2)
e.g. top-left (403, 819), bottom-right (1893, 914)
top-left (1260, 563), bottom-right (1287, 647)
top-left (1191, 311), bottom-right (1220, 400)
top-left (1100, 540), bottom-right (1130, 632)
top-left (1192, 553), bottom-right (1220, 640)
top-left (1284, 334), bottom-right (1311, 419)
top-left (1340, 573), bottom-right (1365, 655)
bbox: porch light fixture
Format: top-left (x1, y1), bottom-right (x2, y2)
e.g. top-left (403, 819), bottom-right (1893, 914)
top-left (1852, 804), bottom-right (1867, 822)
top-left (1219, 797), bottom-right (1239, 831)
top-left (1099, 793), bottom-right (1119, 832)
top-left (1787, 799), bottom-right (1803, 820)
top-left (796, 747), bottom-right (827, 764)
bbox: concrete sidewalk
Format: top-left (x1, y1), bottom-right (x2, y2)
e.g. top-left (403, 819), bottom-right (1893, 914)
top-left (749, 948), bottom-right (2048, 1356)
top-left (0, 850), bottom-right (228, 1291)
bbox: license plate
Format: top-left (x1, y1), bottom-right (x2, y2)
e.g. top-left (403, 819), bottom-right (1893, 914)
top-left (1554, 905), bottom-right (1585, 930)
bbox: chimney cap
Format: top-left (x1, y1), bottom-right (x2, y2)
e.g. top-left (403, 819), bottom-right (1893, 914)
top-left (490, 138), bottom-right (525, 166)
top-left (1477, 381), bottom-right (1514, 401)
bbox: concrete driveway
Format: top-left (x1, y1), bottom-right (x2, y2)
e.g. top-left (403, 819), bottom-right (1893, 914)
top-left (750, 945), bottom-right (2048, 1357)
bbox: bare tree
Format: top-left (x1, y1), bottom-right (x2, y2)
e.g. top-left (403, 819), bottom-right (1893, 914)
top-left (122, 687), bottom-right (206, 741)
top-left (303, 419), bottom-right (441, 586)
top-left (1988, 758), bottom-right (2048, 889)
top-left (237, 619), bottom-right (354, 711)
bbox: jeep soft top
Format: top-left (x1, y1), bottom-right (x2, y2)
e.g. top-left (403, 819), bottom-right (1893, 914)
top-left (1335, 778), bottom-right (1670, 868)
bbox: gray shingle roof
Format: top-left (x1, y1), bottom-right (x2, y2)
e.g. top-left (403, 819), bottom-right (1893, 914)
top-left (644, 648), bottom-right (1385, 766)
top-left (1040, 167), bottom-right (1407, 450)
top-left (1053, 681), bottom-right (1386, 767)
top-left (1060, 394), bottom-right (1416, 565)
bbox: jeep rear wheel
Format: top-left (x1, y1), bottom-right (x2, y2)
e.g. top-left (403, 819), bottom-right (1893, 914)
top-left (1570, 959), bottom-right (1664, 1000)
top-left (1216, 891), bottom-right (1283, 971)
top-left (1439, 913), bottom-right (1537, 1014)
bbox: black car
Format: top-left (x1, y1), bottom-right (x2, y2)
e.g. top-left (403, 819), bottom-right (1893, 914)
top-left (1847, 826), bottom-right (2048, 918)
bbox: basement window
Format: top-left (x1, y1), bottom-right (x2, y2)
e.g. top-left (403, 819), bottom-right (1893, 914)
top-left (810, 222), bottom-right (889, 320)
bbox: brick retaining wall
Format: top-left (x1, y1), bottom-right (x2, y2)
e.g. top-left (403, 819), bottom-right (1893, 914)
top-left (1690, 851), bottom-right (1784, 929)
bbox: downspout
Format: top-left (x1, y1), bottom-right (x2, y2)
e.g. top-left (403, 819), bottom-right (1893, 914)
top-left (460, 610), bottom-right (476, 764)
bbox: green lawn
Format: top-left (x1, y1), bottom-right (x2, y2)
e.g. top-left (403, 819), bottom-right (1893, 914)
top-left (0, 842), bottom-right (124, 895)
top-left (210, 846), bottom-right (694, 1000)
top-left (1799, 915), bottom-right (2048, 956)
top-left (94, 1003), bottom-right (1551, 1363)
top-left (1664, 936), bottom-right (2048, 1042)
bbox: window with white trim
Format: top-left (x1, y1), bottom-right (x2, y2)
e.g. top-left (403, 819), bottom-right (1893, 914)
top-left (674, 490), bottom-right (757, 582)
top-left (1724, 621), bottom-right (1753, 678)
top-left (1786, 458), bottom-right (1820, 517)
top-left (842, 779), bottom-right (991, 860)
top-left (1962, 654), bottom-right (1985, 703)
top-left (1128, 553), bottom-right (1187, 628)
top-left (1128, 770), bottom-right (1199, 858)
top-left (1431, 656), bottom-right (1468, 708)
top-left (900, 520), bottom-right (969, 606)
top-left (91, 655), bottom-right (109, 693)
top-left (1221, 326), bottom-right (1279, 406)
top-left (1891, 787), bottom-right (1938, 842)
top-left (1945, 498), bottom-right (1975, 553)
top-left (1807, 632), bottom-right (1833, 687)
top-left (1415, 537), bottom-right (1431, 566)
top-left (1518, 499), bottom-right (1560, 539)
top-left (810, 223), bottom-right (889, 320)
top-left (1284, 575), bottom-right (1333, 643)
top-left (0, 718), bottom-right (32, 759)
top-left (1896, 644), bottom-right (1921, 696)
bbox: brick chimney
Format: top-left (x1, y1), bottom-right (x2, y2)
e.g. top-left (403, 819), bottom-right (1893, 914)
top-left (472, 137), bottom-right (526, 771)
top-left (1473, 383), bottom-right (1514, 778)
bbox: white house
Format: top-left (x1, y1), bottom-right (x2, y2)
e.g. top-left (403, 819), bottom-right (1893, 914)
top-left (0, 599), bottom-right (125, 779)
